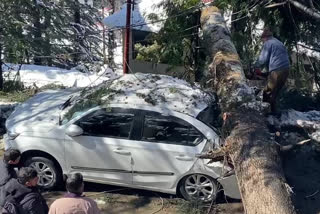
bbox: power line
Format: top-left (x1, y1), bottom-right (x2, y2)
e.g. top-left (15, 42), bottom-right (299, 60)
top-left (2, 3), bottom-right (203, 66)
top-left (102, 3), bottom-right (203, 33)
top-left (111, 32), bottom-right (200, 52)
top-left (229, 0), bottom-right (269, 23)
top-left (231, 0), bottom-right (262, 16)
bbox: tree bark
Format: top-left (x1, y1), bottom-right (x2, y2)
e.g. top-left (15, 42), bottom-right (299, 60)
top-left (309, 0), bottom-right (315, 9)
top-left (33, 0), bottom-right (42, 65)
top-left (73, 0), bottom-right (82, 64)
top-left (106, 0), bottom-right (116, 68)
top-left (200, 6), bottom-right (297, 214)
top-left (288, 0), bottom-right (320, 21)
top-left (44, 9), bottom-right (52, 66)
top-left (0, 43), bottom-right (3, 90)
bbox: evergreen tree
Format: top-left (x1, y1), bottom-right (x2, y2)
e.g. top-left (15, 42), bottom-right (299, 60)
top-left (0, 0), bottom-right (104, 68)
top-left (135, 0), bottom-right (202, 80)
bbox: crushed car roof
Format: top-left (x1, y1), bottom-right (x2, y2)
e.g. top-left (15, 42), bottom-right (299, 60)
top-left (66, 73), bottom-right (215, 118)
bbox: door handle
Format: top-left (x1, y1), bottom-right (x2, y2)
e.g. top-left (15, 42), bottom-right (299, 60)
top-left (113, 148), bottom-right (131, 155)
top-left (175, 155), bottom-right (193, 161)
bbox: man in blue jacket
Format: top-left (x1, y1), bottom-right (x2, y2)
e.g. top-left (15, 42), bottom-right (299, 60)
top-left (255, 28), bottom-right (290, 113)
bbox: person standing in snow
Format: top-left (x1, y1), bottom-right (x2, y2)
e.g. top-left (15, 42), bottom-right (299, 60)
top-left (49, 173), bottom-right (100, 214)
top-left (254, 27), bottom-right (290, 114)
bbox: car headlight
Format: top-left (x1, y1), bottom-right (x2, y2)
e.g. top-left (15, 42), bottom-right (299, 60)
top-left (7, 131), bottom-right (20, 140)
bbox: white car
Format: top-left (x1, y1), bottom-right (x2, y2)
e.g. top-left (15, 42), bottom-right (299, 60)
top-left (4, 88), bottom-right (240, 202)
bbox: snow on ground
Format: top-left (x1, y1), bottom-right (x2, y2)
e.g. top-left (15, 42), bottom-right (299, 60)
top-left (268, 109), bottom-right (320, 142)
top-left (2, 63), bottom-right (118, 88)
top-left (279, 110), bottom-right (320, 128)
top-left (1, 63), bottom-right (214, 118)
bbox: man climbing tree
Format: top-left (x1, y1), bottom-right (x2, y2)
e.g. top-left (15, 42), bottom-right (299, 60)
top-left (254, 27), bottom-right (290, 114)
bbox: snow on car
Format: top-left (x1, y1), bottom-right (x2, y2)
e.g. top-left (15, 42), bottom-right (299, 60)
top-left (4, 73), bottom-right (240, 202)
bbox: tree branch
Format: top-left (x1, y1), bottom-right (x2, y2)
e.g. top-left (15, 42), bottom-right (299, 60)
top-left (280, 139), bottom-right (311, 152)
top-left (309, 0), bottom-right (315, 10)
top-left (297, 43), bottom-right (320, 53)
top-left (288, 0), bottom-right (320, 21)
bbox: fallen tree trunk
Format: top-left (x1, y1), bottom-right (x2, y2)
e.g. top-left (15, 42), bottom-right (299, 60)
top-left (200, 6), bottom-right (297, 214)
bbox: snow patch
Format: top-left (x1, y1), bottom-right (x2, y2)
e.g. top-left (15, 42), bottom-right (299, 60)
top-left (280, 110), bottom-right (320, 127)
top-left (269, 109), bottom-right (320, 143)
top-left (94, 199), bottom-right (106, 205)
top-left (2, 63), bottom-right (117, 88)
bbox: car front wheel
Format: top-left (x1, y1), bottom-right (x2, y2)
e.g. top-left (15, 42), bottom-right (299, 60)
top-left (25, 157), bottom-right (61, 190)
top-left (179, 174), bottom-right (219, 202)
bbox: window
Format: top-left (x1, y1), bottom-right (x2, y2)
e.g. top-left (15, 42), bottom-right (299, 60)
top-left (142, 114), bottom-right (204, 146)
top-left (75, 109), bottom-right (134, 139)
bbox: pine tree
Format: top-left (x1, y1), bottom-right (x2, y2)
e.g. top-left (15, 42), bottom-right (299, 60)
top-left (1, 0), bottom-right (103, 68)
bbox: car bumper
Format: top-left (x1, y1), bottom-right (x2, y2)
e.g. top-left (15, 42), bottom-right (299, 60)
top-left (218, 174), bottom-right (241, 199)
top-left (203, 160), bottom-right (241, 199)
top-left (3, 134), bottom-right (14, 150)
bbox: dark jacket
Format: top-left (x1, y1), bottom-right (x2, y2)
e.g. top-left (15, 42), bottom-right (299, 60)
top-left (0, 160), bottom-right (17, 186)
top-left (0, 179), bottom-right (48, 214)
top-left (255, 37), bottom-right (290, 72)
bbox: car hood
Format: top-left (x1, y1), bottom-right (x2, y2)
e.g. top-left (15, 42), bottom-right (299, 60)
top-left (6, 88), bottom-right (80, 133)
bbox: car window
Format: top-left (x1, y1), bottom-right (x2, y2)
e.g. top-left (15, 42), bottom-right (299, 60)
top-left (61, 109), bottom-right (90, 125)
top-left (75, 109), bottom-right (134, 139)
top-left (142, 114), bottom-right (204, 146)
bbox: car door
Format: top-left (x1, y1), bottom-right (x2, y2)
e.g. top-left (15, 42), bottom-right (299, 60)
top-left (131, 110), bottom-right (207, 189)
top-left (65, 107), bottom-right (136, 185)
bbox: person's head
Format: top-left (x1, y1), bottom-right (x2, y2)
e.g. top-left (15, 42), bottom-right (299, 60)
top-left (3, 148), bottom-right (21, 165)
top-left (17, 167), bottom-right (39, 187)
top-left (66, 173), bottom-right (84, 195)
top-left (261, 27), bottom-right (273, 42)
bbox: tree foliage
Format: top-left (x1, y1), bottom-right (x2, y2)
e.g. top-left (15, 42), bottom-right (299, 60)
top-left (215, 0), bottom-right (320, 89)
top-left (0, 0), bottom-right (103, 68)
top-left (135, 0), bottom-right (320, 99)
top-left (135, 0), bottom-right (202, 80)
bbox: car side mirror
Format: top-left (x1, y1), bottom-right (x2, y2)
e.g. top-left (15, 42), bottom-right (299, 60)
top-left (65, 124), bottom-right (83, 137)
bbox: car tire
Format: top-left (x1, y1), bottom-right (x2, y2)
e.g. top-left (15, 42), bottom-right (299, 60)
top-left (179, 174), bottom-right (219, 202)
top-left (24, 157), bottom-right (62, 190)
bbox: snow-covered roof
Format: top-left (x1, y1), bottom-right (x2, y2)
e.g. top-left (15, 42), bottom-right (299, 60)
top-left (103, 0), bottom-right (164, 32)
top-left (69, 73), bottom-right (214, 118)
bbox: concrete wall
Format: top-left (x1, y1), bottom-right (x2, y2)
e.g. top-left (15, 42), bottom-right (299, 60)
top-left (129, 60), bottom-right (186, 77)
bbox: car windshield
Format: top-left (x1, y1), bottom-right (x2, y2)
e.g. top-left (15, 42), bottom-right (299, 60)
top-left (61, 109), bottom-right (90, 125)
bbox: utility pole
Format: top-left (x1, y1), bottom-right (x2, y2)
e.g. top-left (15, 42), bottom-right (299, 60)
top-left (123, 0), bottom-right (132, 74)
